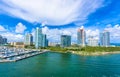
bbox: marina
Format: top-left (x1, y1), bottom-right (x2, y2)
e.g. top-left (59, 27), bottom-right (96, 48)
top-left (0, 46), bottom-right (48, 63)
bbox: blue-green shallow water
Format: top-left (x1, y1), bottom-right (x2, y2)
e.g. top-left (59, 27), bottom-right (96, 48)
top-left (0, 52), bottom-right (120, 77)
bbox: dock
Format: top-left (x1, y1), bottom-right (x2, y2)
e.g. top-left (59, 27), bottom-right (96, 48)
top-left (0, 47), bottom-right (49, 63)
top-left (0, 51), bottom-right (48, 63)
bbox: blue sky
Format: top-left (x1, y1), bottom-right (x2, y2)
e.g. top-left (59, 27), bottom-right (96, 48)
top-left (0, 0), bottom-right (120, 43)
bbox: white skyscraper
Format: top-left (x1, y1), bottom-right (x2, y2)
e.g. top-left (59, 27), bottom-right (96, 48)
top-left (35, 27), bottom-right (43, 48)
top-left (35, 27), bottom-right (48, 48)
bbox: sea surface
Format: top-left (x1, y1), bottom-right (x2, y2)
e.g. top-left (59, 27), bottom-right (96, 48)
top-left (0, 52), bottom-right (120, 77)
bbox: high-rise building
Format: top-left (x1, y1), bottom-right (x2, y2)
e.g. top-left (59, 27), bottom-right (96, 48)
top-left (35, 27), bottom-right (48, 48)
top-left (61, 35), bottom-right (71, 47)
top-left (35, 27), bottom-right (43, 48)
top-left (77, 27), bottom-right (86, 46)
top-left (100, 30), bottom-right (110, 47)
top-left (0, 35), bottom-right (7, 45)
top-left (24, 33), bottom-right (33, 45)
top-left (2, 38), bottom-right (7, 44)
top-left (46, 39), bottom-right (48, 47)
top-left (0, 35), bottom-right (3, 44)
top-left (42, 34), bottom-right (48, 47)
top-left (88, 36), bottom-right (99, 46)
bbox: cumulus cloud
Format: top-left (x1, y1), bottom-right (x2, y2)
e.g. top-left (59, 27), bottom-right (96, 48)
top-left (41, 26), bottom-right (99, 43)
top-left (86, 29), bottom-right (100, 39)
top-left (105, 24), bottom-right (120, 43)
top-left (15, 22), bottom-right (27, 33)
top-left (1, 32), bottom-right (24, 42)
top-left (0, 25), bottom-right (6, 31)
top-left (41, 24), bottom-right (120, 43)
top-left (0, 0), bottom-right (104, 25)
top-left (0, 23), bottom-right (25, 42)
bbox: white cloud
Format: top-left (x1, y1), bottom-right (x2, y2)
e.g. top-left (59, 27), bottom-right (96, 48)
top-left (2, 23), bottom-right (120, 43)
top-left (105, 24), bottom-right (120, 43)
top-left (86, 29), bottom-right (100, 39)
top-left (15, 22), bottom-right (27, 33)
top-left (41, 26), bottom-right (100, 43)
top-left (1, 0), bottom-right (104, 25)
top-left (42, 27), bottom-right (62, 42)
top-left (0, 23), bottom-right (25, 42)
top-left (1, 32), bottom-right (24, 42)
top-left (62, 30), bottom-right (71, 35)
top-left (41, 24), bottom-right (120, 43)
top-left (0, 25), bottom-right (6, 31)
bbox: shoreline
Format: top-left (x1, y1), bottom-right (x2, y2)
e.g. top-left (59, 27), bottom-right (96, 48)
top-left (69, 51), bottom-right (120, 56)
top-left (47, 46), bottom-right (120, 56)
top-left (49, 50), bottom-right (120, 56)
top-left (50, 50), bottom-right (67, 54)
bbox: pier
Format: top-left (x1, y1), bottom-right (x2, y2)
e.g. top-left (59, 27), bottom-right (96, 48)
top-left (0, 47), bottom-right (48, 63)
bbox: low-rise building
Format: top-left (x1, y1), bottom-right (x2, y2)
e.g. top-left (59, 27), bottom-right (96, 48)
top-left (88, 36), bottom-right (99, 46)
top-left (10, 42), bottom-right (25, 48)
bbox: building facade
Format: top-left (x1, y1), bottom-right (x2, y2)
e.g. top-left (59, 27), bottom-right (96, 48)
top-left (88, 36), bottom-right (99, 46)
top-left (10, 42), bottom-right (25, 48)
top-left (61, 35), bottom-right (71, 47)
top-left (0, 35), bottom-right (7, 45)
top-left (35, 27), bottom-right (48, 48)
top-left (24, 33), bottom-right (33, 45)
top-left (0, 35), bottom-right (3, 44)
top-left (77, 27), bottom-right (86, 46)
top-left (42, 34), bottom-right (48, 47)
top-left (100, 30), bottom-right (110, 47)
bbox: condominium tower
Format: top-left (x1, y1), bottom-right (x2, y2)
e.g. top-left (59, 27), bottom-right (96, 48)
top-left (77, 27), bottom-right (86, 46)
top-left (100, 30), bottom-right (110, 47)
top-left (61, 35), bottom-right (71, 47)
top-left (0, 35), bottom-right (7, 45)
top-left (24, 33), bottom-right (33, 45)
top-left (35, 27), bottom-right (48, 48)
